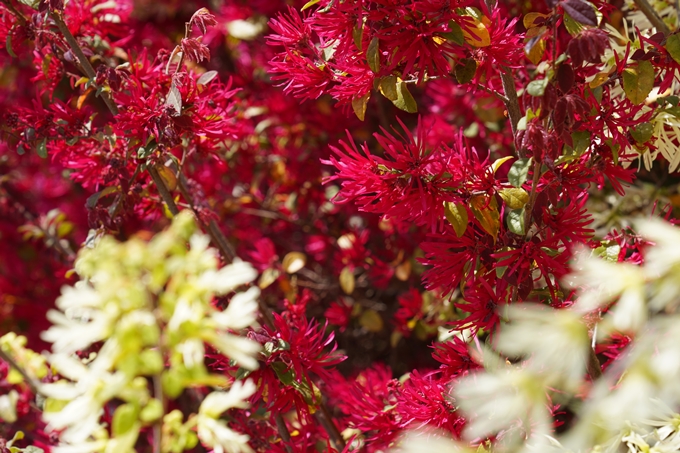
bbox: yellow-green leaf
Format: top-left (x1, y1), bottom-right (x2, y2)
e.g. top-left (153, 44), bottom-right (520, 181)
top-left (666, 34), bottom-right (680, 65)
top-left (444, 201), bottom-right (469, 237)
top-left (523, 12), bottom-right (549, 29)
top-left (259, 267), bottom-right (280, 289)
top-left (352, 92), bottom-right (370, 121)
top-left (462, 16), bottom-right (491, 47)
top-left (469, 195), bottom-right (500, 243)
top-left (112, 403), bottom-right (139, 436)
top-left (392, 81), bottom-right (418, 113)
top-left (491, 156), bottom-right (514, 174)
top-left (339, 266), bottom-right (355, 294)
top-left (282, 251), bottom-right (306, 274)
top-left (499, 188), bottom-right (529, 209)
top-left (367, 37), bottom-right (380, 73)
top-left (379, 75), bottom-right (398, 101)
top-left (359, 309), bottom-right (384, 332)
top-left (301, 0), bottom-right (321, 11)
top-left (622, 60), bottom-right (655, 105)
top-left (154, 164), bottom-right (178, 192)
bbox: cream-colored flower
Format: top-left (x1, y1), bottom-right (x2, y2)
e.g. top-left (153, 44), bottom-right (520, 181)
top-left (197, 380), bottom-right (257, 453)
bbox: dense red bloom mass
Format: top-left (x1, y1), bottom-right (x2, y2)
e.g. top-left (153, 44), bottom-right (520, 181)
top-left (1, 0), bottom-right (678, 450)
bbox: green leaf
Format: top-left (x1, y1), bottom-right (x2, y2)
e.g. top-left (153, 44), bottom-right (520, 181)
top-left (351, 92), bottom-right (370, 121)
top-left (367, 37), bottom-right (380, 73)
top-left (507, 209), bottom-right (526, 235)
top-left (454, 58), bottom-right (477, 84)
top-left (391, 81), bottom-right (418, 113)
top-left (112, 403), bottom-right (139, 436)
top-left (162, 370), bottom-right (185, 399)
top-left (526, 78), bottom-right (548, 96)
top-left (271, 361), bottom-right (295, 386)
top-left (499, 188), bottom-right (529, 209)
top-left (622, 60), bottom-right (655, 105)
top-left (469, 195), bottom-right (500, 243)
top-left (36, 139), bottom-right (47, 158)
top-left (508, 158), bottom-right (532, 188)
top-left (378, 76), bottom-right (398, 101)
top-left (6, 31), bottom-right (17, 58)
top-left (665, 34), bottom-right (680, 64)
top-left (444, 201), bottom-right (469, 237)
top-left (562, 12), bottom-right (584, 36)
top-left (440, 20), bottom-right (465, 45)
top-left (86, 186), bottom-right (119, 210)
top-left (139, 399), bottom-right (163, 423)
top-left (353, 23), bottom-right (364, 50)
top-left (630, 122), bottom-right (654, 144)
top-left (571, 130), bottom-right (591, 154)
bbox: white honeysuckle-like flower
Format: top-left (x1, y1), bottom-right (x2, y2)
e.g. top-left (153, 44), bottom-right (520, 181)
top-left (202, 331), bottom-right (261, 371)
top-left (212, 286), bottom-right (260, 331)
top-left (41, 344), bottom-right (127, 444)
top-left (495, 304), bottom-right (589, 389)
top-left (41, 280), bottom-right (112, 354)
top-left (198, 260), bottom-right (259, 294)
top-left (391, 429), bottom-right (471, 453)
top-left (197, 380), bottom-right (257, 453)
top-left (0, 389), bottom-right (18, 423)
top-left (50, 439), bottom-right (108, 453)
top-left (565, 246), bottom-right (647, 333)
top-left (454, 366), bottom-right (551, 442)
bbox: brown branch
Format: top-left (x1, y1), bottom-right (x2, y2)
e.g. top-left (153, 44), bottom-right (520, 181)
top-left (0, 348), bottom-right (41, 395)
top-left (586, 347), bottom-right (603, 380)
top-left (317, 401), bottom-right (346, 450)
top-left (148, 166), bottom-right (180, 216)
top-left (51, 13), bottom-right (119, 116)
top-left (632, 0), bottom-right (671, 35)
top-left (500, 71), bottom-right (521, 139)
top-left (523, 159), bottom-right (542, 229)
top-left (275, 414), bottom-right (293, 453)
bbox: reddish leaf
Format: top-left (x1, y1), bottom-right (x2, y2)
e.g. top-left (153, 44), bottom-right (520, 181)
top-left (560, 0), bottom-right (598, 26)
top-left (557, 63), bottom-right (575, 93)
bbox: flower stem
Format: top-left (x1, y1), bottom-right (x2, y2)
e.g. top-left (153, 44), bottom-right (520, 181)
top-left (632, 0), bottom-right (671, 35)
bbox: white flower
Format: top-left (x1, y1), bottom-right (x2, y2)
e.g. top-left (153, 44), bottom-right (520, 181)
top-left (0, 389), bottom-right (18, 423)
top-left (495, 304), bottom-right (589, 389)
top-left (212, 286), bottom-right (260, 331)
top-left (41, 345), bottom-right (128, 444)
top-left (565, 246), bottom-right (646, 333)
top-left (197, 380), bottom-right (257, 453)
top-left (454, 366), bottom-right (551, 442)
top-left (198, 260), bottom-right (258, 295)
top-left (392, 429), bottom-right (471, 453)
top-left (202, 331), bottom-right (261, 371)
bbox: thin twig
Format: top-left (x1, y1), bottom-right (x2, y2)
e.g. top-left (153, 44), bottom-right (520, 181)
top-left (0, 348), bottom-right (41, 395)
top-left (275, 414), bottom-right (293, 453)
top-left (317, 402), bottom-right (346, 450)
top-left (632, 0), bottom-right (671, 35)
top-left (51, 13), bottom-right (119, 115)
top-left (500, 71), bottom-right (521, 138)
top-left (475, 83), bottom-right (509, 104)
top-left (148, 166), bottom-right (180, 216)
top-left (523, 160), bottom-right (543, 229)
